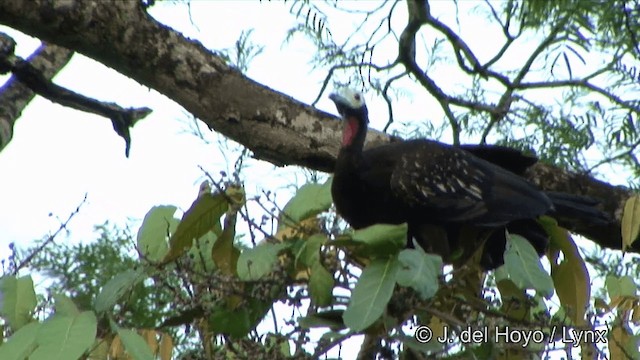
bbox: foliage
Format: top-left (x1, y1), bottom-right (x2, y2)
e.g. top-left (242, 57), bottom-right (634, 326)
top-left (2, 177), bottom-right (639, 359)
top-left (2, 0), bottom-right (640, 359)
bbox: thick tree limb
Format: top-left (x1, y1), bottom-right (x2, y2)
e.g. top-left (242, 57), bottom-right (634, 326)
top-left (0, 35), bottom-right (73, 151)
top-left (0, 35), bottom-right (151, 156)
top-left (0, 0), bottom-right (632, 251)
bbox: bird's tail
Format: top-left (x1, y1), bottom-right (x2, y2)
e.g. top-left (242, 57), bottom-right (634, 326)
top-left (545, 191), bottom-right (611, 226)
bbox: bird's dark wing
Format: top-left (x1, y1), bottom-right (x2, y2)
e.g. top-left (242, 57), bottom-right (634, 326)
top-left (388, 140), bottom-right (553, 225)
top-left (458, 144), bottom-right (538, 175)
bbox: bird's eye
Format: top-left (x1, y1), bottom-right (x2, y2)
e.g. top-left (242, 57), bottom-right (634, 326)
top-left (354, 93), bottom-right (361, 101)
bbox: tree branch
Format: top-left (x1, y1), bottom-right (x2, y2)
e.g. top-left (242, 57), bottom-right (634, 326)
top-left (0, 34), bottom-right (73, 151)
top-left (0, 0), bottom-right (632, 252)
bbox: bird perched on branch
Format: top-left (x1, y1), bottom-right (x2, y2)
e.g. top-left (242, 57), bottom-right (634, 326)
top-left (329, 88), bottom-right (609, 269)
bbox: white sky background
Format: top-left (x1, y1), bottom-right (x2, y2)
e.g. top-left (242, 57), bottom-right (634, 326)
top-left (0, 0), bottom-right (631, 357)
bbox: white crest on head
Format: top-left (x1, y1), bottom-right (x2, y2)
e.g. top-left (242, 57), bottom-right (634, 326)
top-left (336, 87), bottom-right (366, 109)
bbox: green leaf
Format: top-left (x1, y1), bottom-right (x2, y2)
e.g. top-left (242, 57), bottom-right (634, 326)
top-left (209, 298), bottom-right (271, 338)
top-left (606, 275), bottom-right (637, 298)
top-left (542, 219), bottom-right (590, 326)
top-left (116, 328), bottom-right (155, 360)
top-left (188, 231), bottom-right (217, 272)
top-left (504, 234), bottom-right (554, 298)
top-left (237, 243), bottom-right (288, 281)
top-left (396, 249), bottom-right (441, 299)
top-left (293, 234), bottom-right (333, 305)
top-left (309, 263), bottom-right (333, 306)
top-left (351, 223), bottom-right (407, 257)
top-left (295, 233), bottom-right (326, 268)
top-left (53, 293), bottom-right (80, 317)
top-left (621, 195), bottom-right (640, 251)
top-left (279, 179), bottom-right (332, 230)
top-left (29, 312), bottom-right (97, 360)
top-left (343, 257), bottom-right (400, 331)
top-left (94, 269), bottom-right (145, 314)
top-left (0, 322), bottom-right (40, 359)
top-left (0, 275), bottom-right (37, 331)
top-left (164, 193), bottom-right (228, 262)
top-left (212, 203), bottom-right (240, 276)
top-left (136, 205), bottom-right (178, 262)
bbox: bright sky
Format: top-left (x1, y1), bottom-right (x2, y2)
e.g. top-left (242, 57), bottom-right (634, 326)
top-left (0, 1), bottom-right (627, 357)
top-left (0, 1), bottom-right (436, 251)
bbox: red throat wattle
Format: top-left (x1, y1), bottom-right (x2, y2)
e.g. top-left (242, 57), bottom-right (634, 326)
top-left (342, 117), bottom-right (359, 146)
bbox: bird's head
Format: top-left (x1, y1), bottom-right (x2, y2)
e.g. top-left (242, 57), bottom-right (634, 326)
top-left (330, 88), bottom-right (369, 148)
top-left (329, 88), bottom-right (368, 121)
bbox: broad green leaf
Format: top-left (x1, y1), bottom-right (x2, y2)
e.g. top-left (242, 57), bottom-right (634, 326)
top-left (279, 179), bottom-right (332, 230)
top-left (53, 293), bottom-right (79, 317)
top-left (94, 269), bottom-right (145, 314)
top-left (188, 231), bottom-right (217, 272)
top-left (343, 257), bottom-right (400, 331)
top-left (30, 312), bottom-right (97, 360)
top-left (542, 220), bottom-right (590, 326)
top-left (351, 223), bottom-right (407, 257)
top-left (605, 275), bottom-right (637, 298)
top-left (396, 249), bottom-right (441, 299)
top-left (117, 328), bottom-right (155, 360)
top-left (212, 205), bottom-right (240, 276)
top-left (292, 234), bottom-right (334, 301)
top-left (0, 322), bottom-right (40, 359)
top-left (164, 193), bottom-right (228, 262)
top-left (136, 205), bottom-right (178, 262)
top-left (295, 233), bottom-right (326, 268)
top-left (237, 243), bottom-right (288, 281)
top-left (0, 275), bottom-right (37, 331)
top-left (309, 263), bottom-right (333, 306)
top-left (621, 195), bottom-right (640, 251)
top-left (504, 234), bottom-right (554, 298)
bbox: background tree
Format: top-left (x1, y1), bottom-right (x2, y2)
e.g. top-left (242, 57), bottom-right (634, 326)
top-left (0, 0), bottom-right (639, 359)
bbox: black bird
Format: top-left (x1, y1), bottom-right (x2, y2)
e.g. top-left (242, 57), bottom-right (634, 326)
top-left (329, 88), bottom-right (608, 269)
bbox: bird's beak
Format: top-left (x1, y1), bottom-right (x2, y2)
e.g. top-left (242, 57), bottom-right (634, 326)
top-left (329, 92), bottom-right (350, 116)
